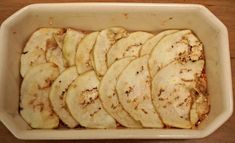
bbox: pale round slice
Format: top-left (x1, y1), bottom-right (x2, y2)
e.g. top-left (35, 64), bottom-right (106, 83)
top-left (76, 32), bottom-right (99, 74)
top-left (149, 30), bottom-right (203, 77)
top-left (93, 27), bottom-right (128, 76)
top-left (23, 28), bottom-right (64, 52)
top-left (140, 30), bottom-right (179, 56)
top-left (152, 60), bottom-right (205, 90)
top-left (107, 32), bottom-right (153, 67)
top-left (62, 28), bottom-right (85, 66)
top-left (46, 43), bottom-right (67, 73)
top-left (21, 48), bottom-right (46, 77)
top-left (190, 93), bottom-right (209, 126)
top-left (66, 71), bottom-right (116, 128)
top-left (20, 63), bottom-right (60, 128)
top-left (99, 57), bottom-right (142, 128)
top-left (153, 84), bottom-right (192, 128)
top-left (49, 66), bottom-right (79, 128)
top-left (53, 31), bottom-right (65, 49)
top-left (20, 28), bottom-right (64, 77)
top-left (151, 60), bottom-right (205, 128)
top-left (116, 55), bottom-right (163, 128)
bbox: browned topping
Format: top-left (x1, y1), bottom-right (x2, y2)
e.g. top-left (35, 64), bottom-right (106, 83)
top-left (59, 95), bottom-right (63, 100)
top-left (177, 102), bottom-right (184, 107)
top-left (123, 13), bottom-right (128, 19)
top-left (195, 76), bottom-right (207, 95)
top-left (89, 111), bottom-right (98, 117)
top-left (124, 43), bottom-right (143, 57)
top-left (80, 87), bottom-right (98, 107)
top-left (181, 78), bottom-right (193, 82)
top-left (134, 104), bottom-right (138, 110)
top-left (167, 101), bottom-right (172, 105)
top-left (143, 96), bottom-right (148, 100)
top-left (22, 51), bottom-right (28, 54)
top-left (174, 96), bottom-right (180, 100)
top-left (133, 98), bottom-right (138, 102)
top-left (157, 88), bottom-right (165, 97)
top-left (28, 98), bottom-right (36, 106)
top-left (37, 78), bottom-right (52, 89)
top-left (33, 102), bottom-right (44, 112)
top-left (89, 107), bottom-right (101, 117)
top-left (125, 86), bottom-right (133, 96)
top-left (141, 108), bottom-right (148, 114)
top-left (111, 104), bottom-right (117, 110)
top-left (46, 38), bottom-right (57, 50)
top-left (30, 61), bottom-right (33, 66)
top-left (180, 68), bottom-right (192, 74)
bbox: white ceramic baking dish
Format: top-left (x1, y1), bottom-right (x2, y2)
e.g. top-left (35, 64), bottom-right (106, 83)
top-left (0, 3), bottom-right (233, 140)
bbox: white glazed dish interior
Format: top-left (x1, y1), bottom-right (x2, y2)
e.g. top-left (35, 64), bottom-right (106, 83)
top-left (0, 3), bottom-right (233, 140)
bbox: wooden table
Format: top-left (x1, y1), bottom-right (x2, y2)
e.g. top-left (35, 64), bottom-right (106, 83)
top-left (0, 0), bottom-right (234, 142)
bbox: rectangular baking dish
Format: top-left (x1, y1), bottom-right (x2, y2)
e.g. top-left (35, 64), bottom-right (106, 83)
top-left (0, 3), bottom-right (233, 139)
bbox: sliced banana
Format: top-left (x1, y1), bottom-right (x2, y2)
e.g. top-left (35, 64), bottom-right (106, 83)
top-left (107, 32), bottom-right (153, 67)
top-left (140, 30), bottom-right (179, 56)
top-left (66, 71), bottom-right (116, 128)
top-left (149, 30), bottom-right (203, 77)
top-left (93, 27), bottom-right (128, 76)
top-left (151, 60), bottom-right (206, 128)
top-left (99, 57), bottom-right (141, 128)
top-left (62, 28), bottom-right (85, 66)
top-left (116, 55), bottom-right (163, 128)
top-left (49, 67), bottom-right (78, 128)
top-left (20, 63), bottom-right (60, 128)
top-left (20, 28), bottom-right (64, 77)
top-left (76, 32), bottom-right (99, 74)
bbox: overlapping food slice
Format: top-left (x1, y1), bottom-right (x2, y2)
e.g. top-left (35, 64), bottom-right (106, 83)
top-left (93, 27), bottom-right (128, 76)
top-left (20, 28), bottom-right (64, 77)
top-left (190, 93), bottom-right (209, 125)
top-left (107, 32), bottom-right (153, 67)
top-left (99, 57), bottom-right (142, 128)
top-left (151, 60), bottom-right (209, 128)
top-left (66, 71), bottom-right (116, 128)
top-left (116, 55), bottom-right (163, 128)
top-left (140, 30), bottom-right (179, 56)
top-left (62, 28), bottom-right (85, 66)
top-left (149, 30), bottom-right (203, 77)
top-left (20, 63), bottom-right (60, 128)
top-left (45, 38), bottom-right (67, 73)
top-left (53, 31), bottom-right (65, 49)
top-left (76, 32), bottom-right (99, 74)
top-left (49, 67), bottom-right (78, 128)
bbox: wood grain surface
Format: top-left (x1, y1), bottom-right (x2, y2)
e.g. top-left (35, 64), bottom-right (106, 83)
top-left (0, 0), bottom-right (234, 142)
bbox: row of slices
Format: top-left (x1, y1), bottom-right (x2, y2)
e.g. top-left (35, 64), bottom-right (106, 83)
top-left (20, 27), bottom-right (209, 129)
